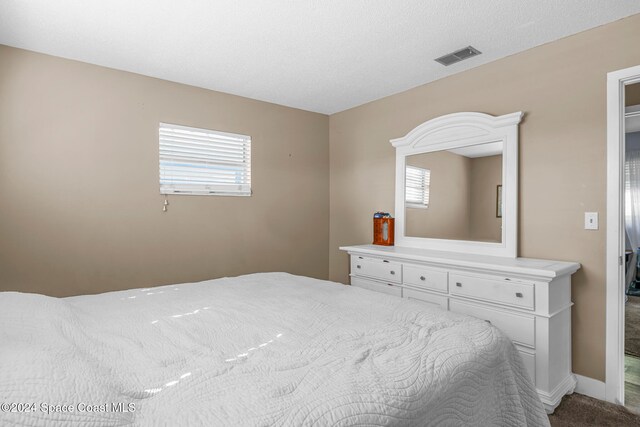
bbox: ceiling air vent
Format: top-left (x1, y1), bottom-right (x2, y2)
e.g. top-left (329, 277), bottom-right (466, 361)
top-left (435, 46), bottom-right (481, 66)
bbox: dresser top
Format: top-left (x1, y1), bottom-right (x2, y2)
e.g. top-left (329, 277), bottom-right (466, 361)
top-left (340, 244), bottom-right (580, 279)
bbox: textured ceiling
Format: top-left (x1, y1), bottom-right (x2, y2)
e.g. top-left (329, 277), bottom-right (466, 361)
top-left (1, 1), bottom-right (640, 114)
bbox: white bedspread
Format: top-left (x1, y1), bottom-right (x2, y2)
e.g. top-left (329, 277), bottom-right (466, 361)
top-left (0, 272), bottom-right (549, 426)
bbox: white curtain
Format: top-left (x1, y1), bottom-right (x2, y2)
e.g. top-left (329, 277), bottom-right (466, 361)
top-left (625, 150), bottom-right (640, 251)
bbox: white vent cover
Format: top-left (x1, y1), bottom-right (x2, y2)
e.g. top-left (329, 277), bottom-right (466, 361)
top-left (435, 46), bottom-right (482, 66)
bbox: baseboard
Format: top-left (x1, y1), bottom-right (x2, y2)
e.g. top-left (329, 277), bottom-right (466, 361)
top-left (574, 374), bottom-right (606, 400)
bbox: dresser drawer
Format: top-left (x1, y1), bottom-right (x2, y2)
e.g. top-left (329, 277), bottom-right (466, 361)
top-left (449, 300), bottom-right (535, 348)
top-left (449, 273), bottom-right (534, 310)
top-left (403, 264), bottom-right (448, 293)
top-left (403, 288), bottom-right (448, 310)
top-left (351, 277), bottom-right (402, 297)
top-left (351, 256), bottom-right (402, 284)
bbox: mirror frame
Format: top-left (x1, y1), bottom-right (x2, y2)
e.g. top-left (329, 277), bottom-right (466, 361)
top-left (391, 111), bottom-right (523, 258)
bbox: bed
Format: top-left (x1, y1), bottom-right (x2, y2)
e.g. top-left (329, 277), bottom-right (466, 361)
top-left (0, 272), bottom-right (549, 426)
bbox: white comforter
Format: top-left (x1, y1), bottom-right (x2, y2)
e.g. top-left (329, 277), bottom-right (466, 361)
top-left (0, 272), bottom-right (549, 426)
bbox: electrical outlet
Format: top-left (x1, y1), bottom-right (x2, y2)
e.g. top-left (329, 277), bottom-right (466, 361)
top-left (585, 212), bottom-right (598, 230)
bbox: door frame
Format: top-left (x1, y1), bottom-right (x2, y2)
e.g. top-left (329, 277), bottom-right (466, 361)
top-left (606, 64), bottom-right (640, 404)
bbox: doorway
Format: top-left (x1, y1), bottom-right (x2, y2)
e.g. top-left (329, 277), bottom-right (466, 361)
top-left (624, 82), bottom-right (640, 413)
top-left (606, 65), bottom-right (640, 408)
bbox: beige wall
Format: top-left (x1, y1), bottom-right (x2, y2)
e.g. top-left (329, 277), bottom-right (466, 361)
top-left (627, 82), bottom-right (640, 106)
top-left (0, 45), bottom-right (329, 297)
top-left (469, 155), bottom-right (502, 242)
top-left (405, 151), bottom-right (471, 239)
top-left (329, 14), bottom-right (640, 381)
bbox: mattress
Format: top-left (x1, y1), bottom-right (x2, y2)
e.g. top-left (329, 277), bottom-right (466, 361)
top-left (0, 272), bottom-right (549, 426)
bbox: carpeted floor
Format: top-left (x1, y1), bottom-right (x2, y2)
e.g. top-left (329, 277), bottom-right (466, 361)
top-left (549, 393), bottom-right (640, 426)
top-left (626, 296), bottom-right (640, 358)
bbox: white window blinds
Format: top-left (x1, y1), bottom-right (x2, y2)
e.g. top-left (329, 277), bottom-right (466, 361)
top-left (405, 166), bottom-right (430, 208)
top-left (159, 123), bottom-right (251, 196)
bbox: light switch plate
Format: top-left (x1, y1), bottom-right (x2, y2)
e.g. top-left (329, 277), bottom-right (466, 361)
top-left (585, 212), bottom-right (598, 230)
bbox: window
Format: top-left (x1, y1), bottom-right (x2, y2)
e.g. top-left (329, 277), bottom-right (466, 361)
top-left (159, 123), bottom-right (251, 196)
top-left (405, 166), bottom-right (430, 208)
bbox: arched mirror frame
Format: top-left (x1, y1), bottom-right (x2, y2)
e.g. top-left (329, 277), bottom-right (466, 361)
top-left (391, 111), bottom-right (523, 258)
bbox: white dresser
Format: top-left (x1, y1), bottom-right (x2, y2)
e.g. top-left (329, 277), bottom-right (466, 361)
top-left (340, 244), bottom-right (580, 413)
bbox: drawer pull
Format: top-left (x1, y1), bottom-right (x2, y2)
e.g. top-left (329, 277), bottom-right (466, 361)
top-left (456, 282), bottom-right (462, 287)
top-left (420, 276), bottom-right (426, 281)
top-left (358, 256), bottom-right (363, 259)
top-left (387, 283), bottom-right (394, 287)
top-left (356, 265), bottom-right (361, 269)
top-left (515, 292), bottom-right (523, 298)
top-left (485, 320), bottom-right (492, 325)
top-left (383, 260), bottom-right (390, 263)
top-left (390, 270), bottom-right (395, 275)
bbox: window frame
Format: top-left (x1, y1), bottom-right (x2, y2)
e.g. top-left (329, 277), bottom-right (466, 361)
top-left (405, 165), bottom-right (430, 209)
top-left (159, 122), bottom-right (252, 197)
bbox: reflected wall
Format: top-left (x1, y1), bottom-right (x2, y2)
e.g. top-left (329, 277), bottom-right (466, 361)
top-left (405, 150), bottom-right (502, 242)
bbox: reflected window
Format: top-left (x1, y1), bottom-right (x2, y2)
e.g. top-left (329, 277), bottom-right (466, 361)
top-left (406, 166), bottom-right (430, 208)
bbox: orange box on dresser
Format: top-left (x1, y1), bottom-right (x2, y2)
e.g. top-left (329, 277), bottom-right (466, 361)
top-left (373, 217), bottom-right (394, 246)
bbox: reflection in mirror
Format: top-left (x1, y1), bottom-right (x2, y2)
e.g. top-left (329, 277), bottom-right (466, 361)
top-left (405, 141), bottom-right (503, 243)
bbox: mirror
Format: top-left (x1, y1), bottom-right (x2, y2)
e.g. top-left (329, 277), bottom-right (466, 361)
top-left (405, 142), bottom-right (503, 243)
top-left (391, 112), bottom-right (522, 258)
